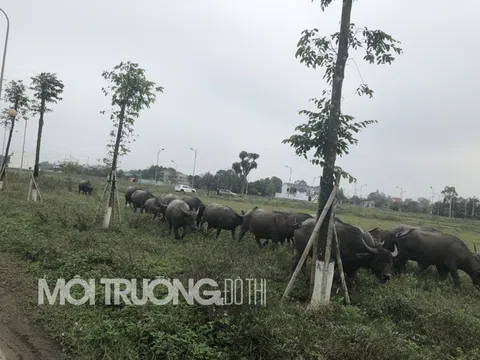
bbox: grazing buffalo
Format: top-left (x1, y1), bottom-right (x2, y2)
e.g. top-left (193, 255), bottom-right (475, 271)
top-left (144, 197), bottom-right (165, 220)
top-left (78, 180), bottom-right (93, 196)
top-left (474, 244), bottom-right (480, 263)
top-left (380, 227), bottom-right (480, 288)
top-left (125, 186), bottom-right (138, 207)
top-left (131, 190), bottom-right (155, 212)
top-left (163, 193), bottom-right (179, 206)
top-left (163, 199), bottom-right (199, 240)
top-left (293, 218), bottom-right (398, 285)
top-left (200, 203), bottom-right (244, 239)
top-left (273, 211), bottom-right (313, 244)
top-left (182, 196), bottom-right (206, 226)
top-left (238, 207), bottom-right (302, 248)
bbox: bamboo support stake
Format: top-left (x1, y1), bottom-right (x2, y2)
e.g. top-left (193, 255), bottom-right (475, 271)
top-left (281, 185), bottom-right (338, 301)
top-left (333, 224), bottom-right (350, 305)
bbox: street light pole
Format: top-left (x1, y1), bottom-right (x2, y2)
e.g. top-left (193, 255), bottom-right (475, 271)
top-left (0, 8), bottom-right (11, 103)
top-left (190, 147), bottom-right (197, 188)
top-left (155, 148), bottom-right (164, 183)
top-left (285, 165), bottom-right (292, 199)
top-left (170, 160), bottom-right (177, 184)
top-left (396, 186), bottom-right (405, 200)
top-left (360, 183), bottom-right (367, 199)
top-left (20, 118), bottom-right (27, 170)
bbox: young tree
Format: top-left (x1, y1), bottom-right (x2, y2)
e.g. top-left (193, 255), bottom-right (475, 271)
top-left (282, 0), bottom-right (402, 255)
top-left (0, 80), bottom-right (30, 185)
top-left (101, 61), bottom-right (164, 227)
top-left (59, 157), bottom-right (80, 192)
top-left (232, 151), bottom-right (259, 195)
top-left (441, 185), bottom-right (458, 218)
top-left (30, 73), bottom-right (64, 200)
top-left (202, 172), bottom-right (215, 195)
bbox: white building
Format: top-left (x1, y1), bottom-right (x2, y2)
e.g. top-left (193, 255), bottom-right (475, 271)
top-left (275, 183), bottom-right (315, 202)
top-left (8, 152), bottom-right (35, 170)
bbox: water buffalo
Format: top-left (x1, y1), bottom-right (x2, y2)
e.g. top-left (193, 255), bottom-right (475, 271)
top-left (273, 211), bottom-right (313, 244)
top-left (163, 199), bottom-right (199, 240)
top-left (125, 186), bottom-right (138, 207)
top-left (369, 224), bottom-right (442, 273)
top-left (78, 180), bottom-right (93, 196)
top-left (200, 203), bottom-right (244, 239)
top-left (238, 207), bottom-right (302, 248)
top-left (182, 196), bottom-right (206, 226)
top-left (144, 197), bottom-right (165, 220)
top-left (163, 193), bottom-right (179, 206)
top-left (293, 218), bottom-right (398, 285)
top-left (382, 227), bottom-right (480, 288)
top-left (131, 190), bottom-right (155, 213)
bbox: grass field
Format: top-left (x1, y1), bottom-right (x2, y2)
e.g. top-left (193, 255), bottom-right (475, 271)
top-left (1, 171), bottom-right (480, 360)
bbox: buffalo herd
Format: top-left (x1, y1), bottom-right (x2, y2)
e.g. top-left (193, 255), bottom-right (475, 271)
top-left (121, 185), bottom-right (480, 290)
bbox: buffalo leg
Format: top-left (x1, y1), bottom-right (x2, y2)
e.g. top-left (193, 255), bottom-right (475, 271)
top-left (255, 237), bottom-right (263, 249)
top-left (436, 265), bottom-right (449, 281)
top-left (173, 228), bottom-right (181, 240)
top-left (231, 229), bottom-right (236, 240)
top-left (181, 225), bottom-right (189, 239)
top-left (216, 228), bottom-right (221, 238)
top-left (446, 264), bottom-right (461, 287)
top-left (152, 214), bottom-right (157, 221)
top-left (168, 220), bottom-right (173, 235)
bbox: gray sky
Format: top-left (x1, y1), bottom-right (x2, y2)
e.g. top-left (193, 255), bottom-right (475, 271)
top-left (1, 0), bottom-right (478, 200)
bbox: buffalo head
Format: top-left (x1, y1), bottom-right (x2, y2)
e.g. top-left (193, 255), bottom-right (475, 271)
top-left (354, 225), bottom-right (398, 283)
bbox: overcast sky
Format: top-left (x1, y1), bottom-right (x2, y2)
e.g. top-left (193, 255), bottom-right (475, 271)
top-left (1, 0), bottom-right (478, 200)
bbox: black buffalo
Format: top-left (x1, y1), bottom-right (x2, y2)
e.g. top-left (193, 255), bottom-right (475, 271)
top-left (163, 199), bottom-right (199, 240)
top-left (379, 227), bottom-right (480, 288)
top-left (238, 207), bottom-right (302, 248)
top-left (293, 218), bottom-right (398, 285)
top-left (125, 186), bottom-right (138, 207)
top-left (131, 190), bottom-right (155, 213)
top-left (78, 180), bottom-right (93, 196)
top-left (200, 203), bottom-right (244, 239)
top-left (182, 196), bottom-right (206, 226)
top-left (144, 197), bottom-right (165, 220)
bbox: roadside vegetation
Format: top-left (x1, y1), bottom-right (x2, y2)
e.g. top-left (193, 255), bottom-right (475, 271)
top-left (1, 171), bottom-right (479, 360)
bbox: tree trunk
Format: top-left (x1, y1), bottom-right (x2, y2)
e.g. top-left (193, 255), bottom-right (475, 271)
top-left (33, 98), bottom-right (46, 180)
top-left (316, 0), bottom-right (353, 257)
top-left (1, 99), bottom-right (19, 182)
top-left (108, 103), bottom-right (126, 208)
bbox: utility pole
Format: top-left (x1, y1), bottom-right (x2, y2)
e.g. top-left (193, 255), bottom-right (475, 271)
top-left (155, 148), bottom-right (164, 182)
top-left (190, 147), bottom-right (197, 188)
top-left (285, 165), bottom-right (292, 199)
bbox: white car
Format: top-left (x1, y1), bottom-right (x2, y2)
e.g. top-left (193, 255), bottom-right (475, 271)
top-left (174, 184), bottom-right (196, 193)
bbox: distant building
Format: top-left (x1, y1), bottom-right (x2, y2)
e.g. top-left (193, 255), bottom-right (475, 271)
top-left (390, 197), bottom-right (402, 203)
top-left (361, 200), bottom-right (375, 208)
top-left (161, 170), bottom-right (190, 186)
top-left (275, 183), bottom-right (315, 201)
top-left (7, 152), bottom-right (35, 170)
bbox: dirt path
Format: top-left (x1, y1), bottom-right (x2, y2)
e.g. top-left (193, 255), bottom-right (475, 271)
top-left (0, 253), bottom-right (63, 359)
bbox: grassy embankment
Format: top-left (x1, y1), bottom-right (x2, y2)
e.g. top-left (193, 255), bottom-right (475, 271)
top-left (0, 171), bottom-right (479, 360)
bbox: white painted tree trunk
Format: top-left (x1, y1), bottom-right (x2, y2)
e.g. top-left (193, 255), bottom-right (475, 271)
top-left (0, 181), bottom-right (3, 190)
top-left (103, 207), bottom-right (112, 228)
top-left (309, 260), bottom-right (335, 308)
top-left (32, 189), bottom-right (38, 202)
